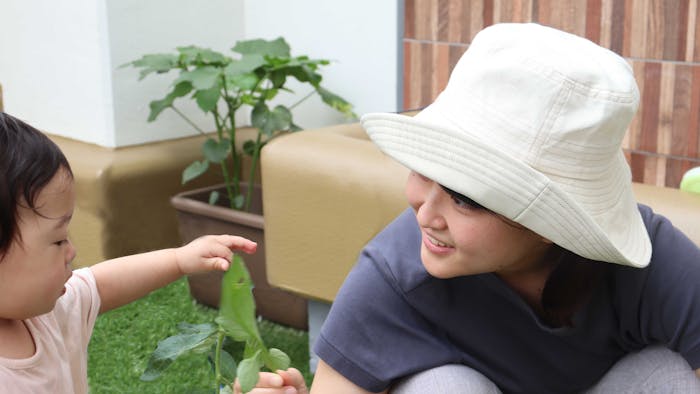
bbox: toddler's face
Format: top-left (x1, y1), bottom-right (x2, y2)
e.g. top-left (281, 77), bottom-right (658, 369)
top-left (0, 168), bottom-right (76, 320)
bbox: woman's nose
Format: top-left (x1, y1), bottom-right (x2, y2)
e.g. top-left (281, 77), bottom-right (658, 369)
top-left (415, 183), bottom-right (448, 229)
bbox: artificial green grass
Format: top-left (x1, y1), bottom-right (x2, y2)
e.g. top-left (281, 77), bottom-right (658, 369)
top-left (88, 278), bottom-right (311, 393)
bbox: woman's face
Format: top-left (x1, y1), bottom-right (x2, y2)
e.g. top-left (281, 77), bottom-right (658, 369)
top-left (405, 171), bottom-right (552, 279)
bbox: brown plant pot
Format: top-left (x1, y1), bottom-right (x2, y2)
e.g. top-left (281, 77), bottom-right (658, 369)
top-left (171, 183), bottom-right (308, 330)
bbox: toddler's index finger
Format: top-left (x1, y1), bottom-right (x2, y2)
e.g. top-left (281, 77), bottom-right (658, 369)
top-left (219, 235), bottom-right (258, 254)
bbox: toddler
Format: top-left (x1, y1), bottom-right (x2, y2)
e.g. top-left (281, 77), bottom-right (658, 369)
top-left (0, 112), bottom-right (257, 392)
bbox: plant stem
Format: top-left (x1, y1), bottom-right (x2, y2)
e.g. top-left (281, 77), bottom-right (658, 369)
top-left (214, 330), bottom-right (225, 390)
top-left (245, 132), bottom-right (263, 212)
top-left (222, 78), bottom-right (242, 208)
top-left (171, 105), bottom-right (207, 135)
top-left (288, 89), bottom-right (316, 111)
top-left (213, 108), bottom-right (236, 206)
top-left (213, 110), bottom-right (225, 141)
top-left (226, 108), bottom-right (240, 207)
top-left (220, 162), bottom-right (235, 208)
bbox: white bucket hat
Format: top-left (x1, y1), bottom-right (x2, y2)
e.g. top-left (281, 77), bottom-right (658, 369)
top-left (362, 23), bottom-right (651, 267)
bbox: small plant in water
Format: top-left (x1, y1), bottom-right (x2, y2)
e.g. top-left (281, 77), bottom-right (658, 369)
top-left (140, 255), bottom-right (289, 393)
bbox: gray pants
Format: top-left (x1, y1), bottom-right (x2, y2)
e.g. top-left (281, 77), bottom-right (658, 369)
top-left (391, 346), bottom-right (700, 393)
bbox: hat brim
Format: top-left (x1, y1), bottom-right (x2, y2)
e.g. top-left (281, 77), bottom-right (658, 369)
top-left (362, 112), bottom-right (651, 267)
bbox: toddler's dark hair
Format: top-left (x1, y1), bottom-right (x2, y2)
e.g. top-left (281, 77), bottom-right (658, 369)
top-left (0, 112), bottom-right (72, 259)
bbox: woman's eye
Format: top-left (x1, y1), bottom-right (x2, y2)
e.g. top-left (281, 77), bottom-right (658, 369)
top-left (450, 195), bottom-right (476, 209)
top-left (441, 185), bottom-right (484, 210)
top-left (54, 239), bottom-right (67, 246)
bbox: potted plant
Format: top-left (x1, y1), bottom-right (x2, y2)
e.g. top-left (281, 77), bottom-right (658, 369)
top-left (125, 37), bottom-right (355, 328)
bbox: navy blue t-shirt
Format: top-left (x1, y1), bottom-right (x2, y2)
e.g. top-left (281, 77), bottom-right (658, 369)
top-left (314, 205), bottom-right (700, 393)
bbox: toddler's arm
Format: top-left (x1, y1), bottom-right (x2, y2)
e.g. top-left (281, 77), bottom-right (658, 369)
top-left (90, 235), bottom-right (257, 313)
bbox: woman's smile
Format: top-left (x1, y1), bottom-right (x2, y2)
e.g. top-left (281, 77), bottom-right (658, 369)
top-left (423, 231), bottom-right (454, 254)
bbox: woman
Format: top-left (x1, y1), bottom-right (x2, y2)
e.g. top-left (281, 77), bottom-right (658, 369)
top-left (238, 23), bottom-right (700, 394)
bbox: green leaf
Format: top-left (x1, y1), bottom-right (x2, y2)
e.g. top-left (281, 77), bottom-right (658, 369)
top-left (196, 48), bottom-right (228, 65)
top-left (202, 138), bottom-right (230, 163)
top-left (217, 256), bottom-right (262, 342)
top-left (240, 93), bottom-right (258, 106)
top-left (194, 86), bottom-right (221, 113)
top-left (316, 86), bottom-right (356, 118)
top-left (237, 350), bottom-right (263, 393)
top-left (140, 358), bottom-right (173, 382)
top-left (224, 54), bottom-right (266, 76)
top-left (177, 46), bottom-right (229, 66)
top-left (176, 46), bottom-right (200, 65)
top-left (140, 323), bottom-right (217, 381)
top-left (232, 37), bottom-right (290, 57)
top-left (215, 316), bottom-right (248, 342)
top-left (220, 386), bottom-right (234, 394)
top-left (182, 160), bottom-right (210, 184)
top-left (219, 349), bottom-right (238, 384)
top-left (243, 337), bottom-right (265, 360)
top-left (233, 194), bottom-right (245, 210)
top-left (123, 53), bottom-right (179, 79)
top-left (226, 72), bottom-right (259, 91)
top-left (175, 66), bottom-right (221, 90)
top-left (269, 70), bottom-right (287, 89)
top-left (242, 140), bottom-right (257, 157)
top-left (251, 104), bottom-right (292, 136)
top-left (148, 98), bottom-right (172, 122)
top-left (263, 88), bottom-right (279, 101)
top-left (147, 81), bottom-right (193, 121)
top-left (208, 190), bottom-right (220, 205)
top-left (288, 64), bottom-right (322, 85)
top-left (177, 322), bottom-right (217, 335)
top-left (263, 348), bottom-right (291, 372)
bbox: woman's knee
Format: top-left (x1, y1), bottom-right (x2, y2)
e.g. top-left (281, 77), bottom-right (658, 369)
top-left (585, 346), bottom-right (700, 393)
top-left (391, 364), bottom-right (501, 394)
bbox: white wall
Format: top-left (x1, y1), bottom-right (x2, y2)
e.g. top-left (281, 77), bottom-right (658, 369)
top-left (0, 0), bottom-right (400, 147)
top-left (244, 0), bottom-right (400, 129)
top-left (107, 0), bottom-right (246, 146)
top-left (0, 0), bottom-right (115, 146)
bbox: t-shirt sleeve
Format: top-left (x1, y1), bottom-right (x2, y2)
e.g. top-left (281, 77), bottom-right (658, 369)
top-left (313, 212), bottom-right (456, 392)
top-left (616, 206), bottom-right (700, 369)
top-left (53, 268), bottom-right (102, 350)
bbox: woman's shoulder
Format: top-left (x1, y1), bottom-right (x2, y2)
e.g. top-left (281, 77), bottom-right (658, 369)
top-left (609, 204), bottom-right (700, 298)
top-left (637, 203), bottom-right (699, 262)
top-left (364, 207), bottom-right (421, 255)
top-left (362, 208), bottom-right (432, 292)
top-left (605, 205), bottom-right (700, 353)
top-left (371, 207), bottom-right (419, 237)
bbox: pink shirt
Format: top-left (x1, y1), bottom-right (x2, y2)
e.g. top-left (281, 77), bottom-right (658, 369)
top-left (0, 268), bottom-right (101, 393)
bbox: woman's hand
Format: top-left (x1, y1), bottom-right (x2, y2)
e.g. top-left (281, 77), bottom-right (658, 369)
top-left (174, 234), bottom-right (257, 275)
top-left (234, 368), bottom-right (308, 394)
